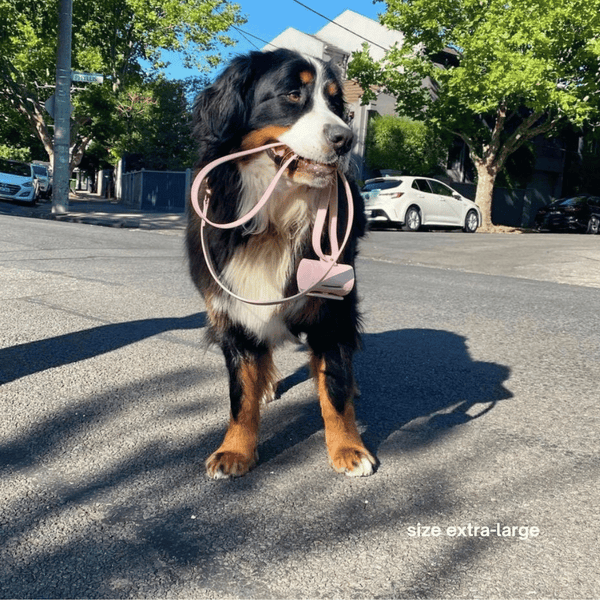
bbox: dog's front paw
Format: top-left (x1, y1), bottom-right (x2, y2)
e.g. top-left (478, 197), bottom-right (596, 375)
top-left (329, 447), bottom-right (376, 477)
top-left (205, 450), bottom-right (258, 479)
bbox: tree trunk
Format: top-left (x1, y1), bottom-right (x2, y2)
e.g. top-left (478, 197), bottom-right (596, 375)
top-left (70, 136), bottom-right (93, 176)
top-left (474, 161), bottom-right (498, 232)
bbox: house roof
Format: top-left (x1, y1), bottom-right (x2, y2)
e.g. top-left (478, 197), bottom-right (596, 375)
top-left (343, 80), bottom-right (365, 105)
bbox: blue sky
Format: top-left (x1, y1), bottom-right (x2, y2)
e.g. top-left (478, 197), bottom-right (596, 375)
top-left (163, 0), bottom-right (384, 80)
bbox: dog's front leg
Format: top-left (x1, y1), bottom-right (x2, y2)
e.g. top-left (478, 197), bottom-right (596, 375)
top-left (206, 330), bottom-right (274, 479)
top-left (310, 347), bottom-right (376, 477)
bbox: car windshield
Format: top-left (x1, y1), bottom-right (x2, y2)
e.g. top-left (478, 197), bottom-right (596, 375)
top-left (362, 180), bottom-right (402, 192)
top-left (556, 196), bottom-right (589, 207)
top-left (0, 159), bottom-right (30, 178)
top-left (32, 165), bottom-right (48, 176)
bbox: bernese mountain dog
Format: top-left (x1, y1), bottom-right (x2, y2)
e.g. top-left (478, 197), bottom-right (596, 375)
top-left (187, 48), bottom-right (376, 478)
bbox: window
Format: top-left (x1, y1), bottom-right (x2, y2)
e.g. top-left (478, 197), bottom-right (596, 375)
top-left (0, 159), bottom-right (30, 178)
top-left (362, 179), bottom-right (402, 192)
top-left (559, 196), bottom-right (589, 207)
top-left (32, 165), bottom-right (48, 177)
top-left (412, 179), bottom-right (432, 193)
top-left (429, 180), bottom-right (456, 197)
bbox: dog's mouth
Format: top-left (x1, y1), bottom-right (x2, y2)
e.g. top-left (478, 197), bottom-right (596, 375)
top-left (266, 145), bottom-right (337, 179)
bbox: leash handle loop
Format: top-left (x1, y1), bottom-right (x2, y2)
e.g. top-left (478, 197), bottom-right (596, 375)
top-left (191, 142), bottom-right (291, 230)
top-left (191, 143), bottom-right (354, 306)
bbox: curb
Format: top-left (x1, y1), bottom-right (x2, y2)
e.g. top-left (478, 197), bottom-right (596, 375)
top-left (1, 198), bottom-right (186, 231)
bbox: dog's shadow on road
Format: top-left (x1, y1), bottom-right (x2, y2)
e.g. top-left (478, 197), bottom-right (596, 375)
top-left (267, 328), bottom-right (512, 461)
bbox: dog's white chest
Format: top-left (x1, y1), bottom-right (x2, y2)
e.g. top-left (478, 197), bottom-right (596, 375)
top-left (216, 230), bottom-right (305, 344)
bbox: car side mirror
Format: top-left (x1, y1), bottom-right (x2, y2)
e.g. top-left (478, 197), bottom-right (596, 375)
top-left (452, 193), bottom-right (462, 200)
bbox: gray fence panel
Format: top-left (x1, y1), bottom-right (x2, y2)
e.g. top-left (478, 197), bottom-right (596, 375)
top-left (121, 170), bottom-right (189, 212)
top-left (451, 182), bottom-right (547, 228)
top-left (140, 171), bottom-right (186, 211)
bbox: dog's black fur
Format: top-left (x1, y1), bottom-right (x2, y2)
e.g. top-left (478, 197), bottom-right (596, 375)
top-left (186, 49), bottom-right (376, 478)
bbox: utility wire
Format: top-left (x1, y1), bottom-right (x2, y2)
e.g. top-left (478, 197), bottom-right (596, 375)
top-left (290, 0), bottom-right (390, 52)
top-left (231, 26), bottom-right (279, 50)
top-left (231, 26), bottom-right (261, 50)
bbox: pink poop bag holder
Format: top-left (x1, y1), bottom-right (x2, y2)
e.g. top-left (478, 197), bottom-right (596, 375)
top-left (190, 142), bottom-right (355, 305)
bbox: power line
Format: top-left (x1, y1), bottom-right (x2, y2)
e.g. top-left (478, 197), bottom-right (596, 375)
top-left (232, 26), bottom-right (261, 50)
top-left (290, 0), bottom-right (389, 52)
top-left (231, 26), bottom-right (279, 50)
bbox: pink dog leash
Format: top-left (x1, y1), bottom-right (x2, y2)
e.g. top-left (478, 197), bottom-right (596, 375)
top-left (190, 142), bottom-right (355, 305)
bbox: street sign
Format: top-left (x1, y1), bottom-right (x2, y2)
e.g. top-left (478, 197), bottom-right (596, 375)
top-left (44, 94), bottom-right (74, 118)
top-left (71, 71), bottom-right (104, 84)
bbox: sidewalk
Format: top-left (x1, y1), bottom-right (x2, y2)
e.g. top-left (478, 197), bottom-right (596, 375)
top-left (0, 191), bottom-right (187, 231)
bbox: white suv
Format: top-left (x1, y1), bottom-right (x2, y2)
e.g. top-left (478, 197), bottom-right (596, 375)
top-left (362, 175), bottom-right (481, 233)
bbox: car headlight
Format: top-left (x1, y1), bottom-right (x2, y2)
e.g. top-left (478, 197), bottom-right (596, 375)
top-left (22, 181), bottom-right (34, 188)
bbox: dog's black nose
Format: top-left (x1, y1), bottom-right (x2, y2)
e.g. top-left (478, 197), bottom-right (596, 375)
top-left (324, 123), bottom-right (353, 155)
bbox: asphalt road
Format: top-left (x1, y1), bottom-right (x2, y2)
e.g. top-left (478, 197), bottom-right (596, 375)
top-left (1, 215), bottom-right (599, 599)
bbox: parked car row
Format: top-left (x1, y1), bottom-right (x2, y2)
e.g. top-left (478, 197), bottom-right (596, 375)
top-left (361, 175), bottom-right (482, 233)
top-left (3, 158), bottom-right (600, 236)
top-left (0, 158), bottom-right (52, 205)
top-left (361, 175), bottom-right (600, 235)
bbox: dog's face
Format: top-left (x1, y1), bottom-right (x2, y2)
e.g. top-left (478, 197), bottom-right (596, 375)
top-left (195, 49), bottom-right (354, 188)
top-left (242, 52), bottom-right (353, 186)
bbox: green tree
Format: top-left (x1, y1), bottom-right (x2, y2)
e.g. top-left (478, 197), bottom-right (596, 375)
top-left (110, 78), bottom-right (197, 170)
top-left (348, 0), bottom-right (600, 231)
top-left (0, 0), bottom-right (243, 173)
top-left (366, 114), bottom-right (448, 176)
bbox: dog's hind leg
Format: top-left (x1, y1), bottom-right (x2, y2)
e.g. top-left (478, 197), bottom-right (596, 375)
top-left (309, 346), bottom-right (376, 477)
top-left (206, 327), bottom-right (276, 479)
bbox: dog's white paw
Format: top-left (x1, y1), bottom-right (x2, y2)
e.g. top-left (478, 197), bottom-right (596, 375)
top-left (329, 447), bottom-right (376, 477)
top-left (345, 454), bottom-right (376, 477)
top-left (205, 450), bottom-right (258, 479)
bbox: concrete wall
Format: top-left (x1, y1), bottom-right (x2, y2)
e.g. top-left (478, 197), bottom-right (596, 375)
top-left (316, 10), bottom-right (404, 61)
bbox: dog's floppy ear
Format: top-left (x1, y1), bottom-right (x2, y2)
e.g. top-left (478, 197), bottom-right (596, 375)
top-left (193, 53), bottom-right (257, 160)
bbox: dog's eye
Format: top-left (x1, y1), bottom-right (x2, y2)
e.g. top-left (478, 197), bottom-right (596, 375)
top-left (286, 91), bottom-right (302, 103)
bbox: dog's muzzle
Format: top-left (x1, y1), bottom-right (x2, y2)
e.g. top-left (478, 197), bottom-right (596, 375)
top-left (266, 145), bottom-right (338, 179)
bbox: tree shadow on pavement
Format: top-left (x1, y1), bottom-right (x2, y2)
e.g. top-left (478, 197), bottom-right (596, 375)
top-left (0, 324), bottom-right (513, 599)
top-left (0, 312), bottom-right (206, 385)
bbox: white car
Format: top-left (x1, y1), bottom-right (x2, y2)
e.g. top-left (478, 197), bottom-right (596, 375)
top-left (362, 175), bottom-right (481, 233)
top-left (0, 158), bottom-right (39, 204)
top-left (32, 163), bottom-right (51, 199)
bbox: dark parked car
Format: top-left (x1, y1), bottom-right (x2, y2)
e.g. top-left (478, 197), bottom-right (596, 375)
top-left (534, 196), bottom-right (600, 234)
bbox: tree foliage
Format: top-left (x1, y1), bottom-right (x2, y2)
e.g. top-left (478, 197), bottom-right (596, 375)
top-left (348, 0), bottom-right (600, 230)
top-left (366, 115), bottom-right (448, 176)
top-left (0, 0), bottom-right (244, 172)
top-left (110, 78), bottom-right (197, 170)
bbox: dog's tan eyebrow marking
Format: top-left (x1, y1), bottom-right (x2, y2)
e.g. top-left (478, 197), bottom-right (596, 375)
top-left (241, 126), bottom-right (291, 151)
top-left (327, 82), bottom-right (340, 96)
top-left (300, 70), bottom-right (315, 84)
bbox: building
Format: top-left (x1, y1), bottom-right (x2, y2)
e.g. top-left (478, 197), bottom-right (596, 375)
top-left (264, 10), bottom-right (570, 226)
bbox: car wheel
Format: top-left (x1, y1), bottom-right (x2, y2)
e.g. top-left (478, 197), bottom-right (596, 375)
top-left (586, 216), bottom-right (599, 234)
top-left (403, 207), bottom-right (421, 231)
top-left (463, 210), bottom-right (479, 233)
